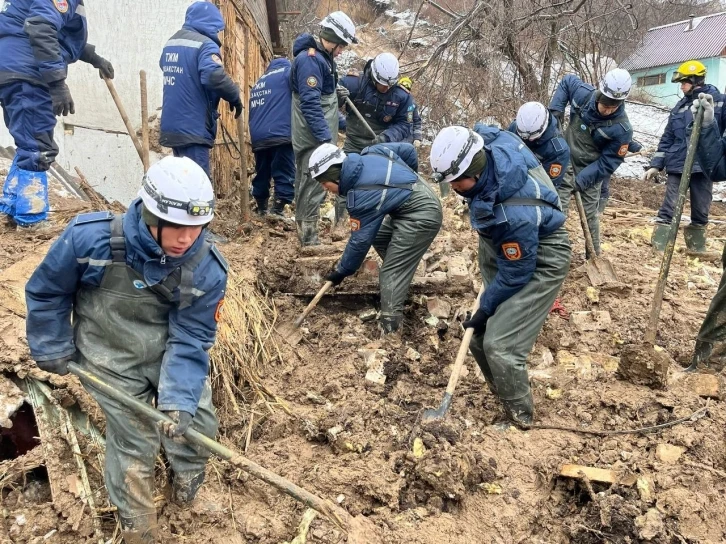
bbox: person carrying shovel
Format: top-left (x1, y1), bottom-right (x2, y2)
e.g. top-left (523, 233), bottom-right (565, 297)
top-left (429, 124), bottom-right (571, 424)
top-left (308, 141), bottom-right (442, 334)
top-left (25, 156), bottom-right (227, 543)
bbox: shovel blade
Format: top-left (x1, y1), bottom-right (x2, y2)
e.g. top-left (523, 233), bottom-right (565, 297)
top-left (276, 322), bottom-right (303, 346)
top-left (421, 393), bottom-right (453, 423)
top-left (582, 256), bottom-right (619, 286)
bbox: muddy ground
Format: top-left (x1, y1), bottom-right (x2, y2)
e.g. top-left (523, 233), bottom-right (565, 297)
top-left (1, 174), bottom-right (726, 543)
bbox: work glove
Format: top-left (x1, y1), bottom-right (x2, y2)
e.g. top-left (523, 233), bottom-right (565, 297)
top-left (551, 110), bottom-right (565, 126)
top-left (642, 167), bottom-right (660, 182)
top-left (336, 84), bottom-right (350, 102)
top-left (229, 98), bottom-right (243, 119)
top-left (325, 269), bottom-right (346, 286)
top-left (81, 44), bottom-right (114, 79)
top-left (374, 133), bottom-right (387, 144)
top-left (36, 354), bottom-right (73, 376)
top-left (49, 80), bottom-right (75, 116)
top-left (691, 93), bottom-right (715, 126)
top-left (159, 410), bottom-right (193, 440)
top-left (463, 309), bottom-right (489, 334)
top-left (413, 140), bottom-right (422, 149)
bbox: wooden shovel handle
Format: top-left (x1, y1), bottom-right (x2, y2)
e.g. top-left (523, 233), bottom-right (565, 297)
top-left (344, 96), bottom-right (377, 140)
top-left (293, 281), bottom-right (334, 328)
top-left (103, 77), bottom-right (145, 164)
top-left (574, 192), bottom-right (598, 259)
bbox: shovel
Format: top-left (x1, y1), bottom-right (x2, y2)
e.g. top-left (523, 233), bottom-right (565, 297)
top-left (422, 283), bottom-right (486, 422)
top-left (343, 96), bottom-right (378, 140)
top-left (574, 192), bottom-right (619, 285)
top-left (277, 281), bottom-right (334, 345)
top-left (67, 362), bottom-right (381, 542)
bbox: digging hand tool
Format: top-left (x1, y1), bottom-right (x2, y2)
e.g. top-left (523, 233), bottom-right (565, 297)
top-left (103, 77), bottom-right (145, 165)
top-left (344, 97), bottom-right (378, 140)
top-left (422, 283), bottom-right (486, 422)
top-left (574, 191), bottom-right (619, 285)
top-left (237, 114), bottom-right (250, 223)
top-left (277, 281), bottom-right (334, 345)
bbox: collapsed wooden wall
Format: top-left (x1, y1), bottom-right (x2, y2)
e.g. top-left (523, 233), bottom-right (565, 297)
top-left (212, 0), bottom-right (273, 197)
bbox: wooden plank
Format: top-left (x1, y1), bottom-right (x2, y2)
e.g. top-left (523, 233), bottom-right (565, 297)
top-left (560, 464), bottom-right (636, 486)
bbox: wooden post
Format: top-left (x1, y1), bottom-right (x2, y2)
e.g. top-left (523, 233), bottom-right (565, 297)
top-left (139, 70), bottom-right (150, 172)
top-left (103, 78), bottom-right (145, 164)
top-left (237, 25), bottom-right (250, 223)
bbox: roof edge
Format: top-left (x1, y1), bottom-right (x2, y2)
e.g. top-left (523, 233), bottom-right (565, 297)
top-left (648, 10), bottom-right (726, 32)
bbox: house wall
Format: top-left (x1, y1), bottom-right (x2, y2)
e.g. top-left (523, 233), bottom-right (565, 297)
top-left (629, 57), bottom-right (724, 108)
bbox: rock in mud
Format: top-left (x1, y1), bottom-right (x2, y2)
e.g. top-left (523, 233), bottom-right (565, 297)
top-left (618, 343), bottom-right (671, 388)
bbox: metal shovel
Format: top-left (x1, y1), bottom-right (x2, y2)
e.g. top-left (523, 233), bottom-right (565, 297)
top-left (574, 192), bottom-right (619, 285)
top-left (422, 283), bottom-right (486, 422)
top-left (276, 281), bottom-right (334, 345)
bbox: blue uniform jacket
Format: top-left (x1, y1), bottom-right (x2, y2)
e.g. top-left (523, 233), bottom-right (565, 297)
top-left (549, 74), bottom-right (633, 191)
top-left (290, 33), bottom-right (337, 143)
top-left (694, 121), bottom-right (726, 182)
top-left (159, 2), bottom-right (240, 148)
top-left (0, 0), bottom-right (87, 87)
top-left (464, 124), bottom-right (565, 317)
top-left (249, 58), bottom-right (292, 151)
top-left (507, 113), bottom-right (570, 187)
top-left (25, 199), bottom-right (228, 415)
top-left (651, 84), bottom-right (726, 174)
top-left (340, 65), bottom-right (414, 143)
top-left (336, 143), bottom-right (419, 276)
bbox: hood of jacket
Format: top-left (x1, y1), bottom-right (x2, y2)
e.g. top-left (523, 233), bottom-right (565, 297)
top-left (267, 57), bottom-right (291, 72)
top-left (183, 1), bottom-right (225, 44)
top-left (123, 199), bottom-right (207, 288)
top-left (293, 33), bottom-right (320, 57)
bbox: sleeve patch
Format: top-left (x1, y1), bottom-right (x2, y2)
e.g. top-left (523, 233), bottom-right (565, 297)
top-left (502, 242), bottom-right (522, 261)
top-left (307, 47), bottom-right (316, 57)
top-left (211, 54), bottom-right (223, 65)
top-left (350, 218), bottom-right (361, 231)
top-left (214, 299), bottom-right (225, 323)
top-left (306, 76), bottom-right (318, 87)
top-left (617, 144), bottom-right (628, 157)
top-left (53, 0), bottom-right (69, 13)
top-left (406, 111), bottom-right (413, 123)
top-left (549, 163), bottom-right (562, 178)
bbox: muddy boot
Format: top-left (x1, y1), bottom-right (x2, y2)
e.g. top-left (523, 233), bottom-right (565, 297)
top-left (650, 221), bottom-right (670, 252)
top-left (255, 198), bottom-right (269, 216)
top-left (296, 220), bottom-right (321, 246)
top-left (684, 224), bottom-right (707, 253)
top-left (172, 471), bottom-right (205, 504)
top-left (686, 339), bottom-right (714, 372)
top-left (120, 515), bottom-right (158, 544)
top-left (501, 390), bottom-right (534, 425)
top-left (598, 197), bottom-right (608, 214)
top-left (270, 199), bottom-right (288, 218)
top-left (379, 314), bottom-right (402, 335)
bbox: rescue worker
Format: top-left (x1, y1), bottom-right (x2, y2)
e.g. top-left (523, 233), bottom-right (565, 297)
top-left (309, 142), bottom-right (442, 333)
top-left (430, 124), bottom-right (571, 424)
top-left (291, 11), bottom-right (357, 246)
top-left (549, 68), bottom-right (634, 256)
top-left (643, 61), bottom-right (726, 252)
top-left (0, 0), bottom-right (113, 228)
top-left (686, 93), bottom-right (726, 371)
top-left (159, 1), bottom-right (243, 179)
top-left (508, 101), bottom-right (570, 188)
top-left (25, 156), bottom-right (227, 543)
top-left (599, 139), bottom-right (642, 213)
top-left (249, 57), bottom-right (294, 217)
top-left (398, 77), bottom-right (423, 149)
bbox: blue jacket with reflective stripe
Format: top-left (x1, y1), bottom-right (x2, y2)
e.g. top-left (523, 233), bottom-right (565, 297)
top-left (25, 199), bottom-right (228, 415)
top-left (549, 74), bottom-right (633, 191)
top-left (290, 33), bottom-right (337, 143)
top-left (694, 120), bottom-right (726, 182)
top-left (159, 2), bottom-right (240, 148)
top-left (650, 84), bottom-right (726, 174)
top-left (249, 58), bottom-right (292, 150)
top-left (464, 124), bottom-right (565, 317)
top-left (0, 0), bottom-right (87, 87)
top-left (336, 143), bottom-right (419, 276)
top-left (507, 113), bottom-right (570, 187)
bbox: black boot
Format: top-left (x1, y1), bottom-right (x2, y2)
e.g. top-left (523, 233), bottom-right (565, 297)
top-left (379, 314), bottom-right (402, 335)
top-left (686, 339), bottom-right (713, 372)
top-left (255, 198), bottom-right (268, 216)
top-left (270, 199), bottom-right (287, 217)
top-left (296, 220), bottom-right (321, 246)
top-left (172, 471), bottom-right (205, 504)
top-left (501, 390), bottom-right (534, 425)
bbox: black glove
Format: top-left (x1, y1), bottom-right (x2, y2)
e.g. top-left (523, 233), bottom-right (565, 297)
top-left (463, 309), bottom-right (489, 334)
top-left (336, 84), bottom-right (350, 102)
top-left (325, 270), bottom-right (346, 286)
top-left (159, 410), bottom-right (193, 439)
top-left (81, 44), bottom-right (114, 79)
top-left (374, 133), bottom-right (387, 144)
top-left (229, 98), bottom-right (243, 119)
top-left (49, 80), bottom-right (75, 116)
top-left (36, 354), bottom-right (73, 376)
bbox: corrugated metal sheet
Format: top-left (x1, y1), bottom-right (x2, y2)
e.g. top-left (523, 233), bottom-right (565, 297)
top-left (621, 11), bottom-right (726, 71)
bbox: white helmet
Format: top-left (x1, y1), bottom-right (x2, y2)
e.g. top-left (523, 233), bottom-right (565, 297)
top-left (371, 53), bottom-right (400, 86)
top-left (320, 11), bottom-right (357, 45)
top-left (430, 126), bottom-right (484, 183)
top-left (309, 143), bottom-right (346, 180)
top-left (600, 68), bottom-right (632, 100)
top-left (515, 102), bottom-right (550, 141)
top-left (138, 156), bottom-right (215, 226)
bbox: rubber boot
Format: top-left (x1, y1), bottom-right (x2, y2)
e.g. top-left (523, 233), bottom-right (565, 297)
top-left (501, 390), bottom-right (534, 425)
top-left (255, 198), bottom-right (268, 216)
top-left (650, 222), bottom-right (670, 252)
top-left (296, 220), bottom-right (320, 246)
top-left (120, 515), bottom-right (158, 544)
top-left (598, 197), bottom-right (608, 214)
top-left (172, 471), bottom-right (205, 504)
top-left (684, 224), bottom-right (707, 253)
top-left (379, 314), bottom-right (402, 335)
top-left (270, 199), bottom-right (288, 218)
top-left (686, 339), bottom-right (713, 372)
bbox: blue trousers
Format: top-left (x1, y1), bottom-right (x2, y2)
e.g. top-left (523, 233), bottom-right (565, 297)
top-left (252, 144), bottom-right (295, 203)
top-left (172, 145), bottom-right (211, 179)
top-left (0, 81), bottom-right (56, 224)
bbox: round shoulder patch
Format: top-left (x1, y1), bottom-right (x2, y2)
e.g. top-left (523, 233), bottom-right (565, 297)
top-left (211, 54), bottom-right (223, 65)
top-left (53, 0), bottom-right (69, 13)
top-left (306, 76), bottom-right (318, 88)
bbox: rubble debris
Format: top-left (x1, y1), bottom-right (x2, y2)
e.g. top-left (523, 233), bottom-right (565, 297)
top-left (682, 373), bottom-right (722, 399)
top-left (446, 255), bottom-right (469, 281)
top-left (570, 310), bottom-right (612, 332)
top-left (619, 344), bottom-right (671, 388)
top-left (559, 464), bottom-right (637, 485)
top-left (427, 297), bottom-right (451, 319)
top-left (0, 375), bottom-right (26, 429)
top-left (358, 309), bottom-right (378, 322)
top-left (656, 444), bottom-right (686, 464)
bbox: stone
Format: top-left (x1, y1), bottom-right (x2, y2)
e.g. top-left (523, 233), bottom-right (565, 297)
top-left (635, 508), bottom-right (664, 541)
top-left (619, 343), bottom-right (671, 389)
top-left (405, 347), bottom-right (421, 361)
top-left (683, 373), bottom-right (721, 399)
top-left (447, 255), bottom-right (469, 281)
top-left (655, 444), bottom-right (686, 464)
top-left (359, 309), bottom-right (378, 322)
top-left (570, 311), bottom-right (612, 332)
top-left (425, 315), bottom-right (440, 327)
top-left (427, 297), bottom-right (452, 319)
top-left (361, 258), bottom-right (379, 276)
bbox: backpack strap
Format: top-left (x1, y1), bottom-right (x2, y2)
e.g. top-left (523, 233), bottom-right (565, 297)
top-left (501, 197), bottom-right (558, 210)
top-left (109, 214), bottom-right (126, 263)
top-left (150, 240), bottom-right (213, 310)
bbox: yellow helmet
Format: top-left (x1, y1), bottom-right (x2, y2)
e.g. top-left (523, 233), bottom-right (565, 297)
top-left (399, 76), bottom-right (413, 91)
top-left (672, 60), bottom-right (707, 83)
